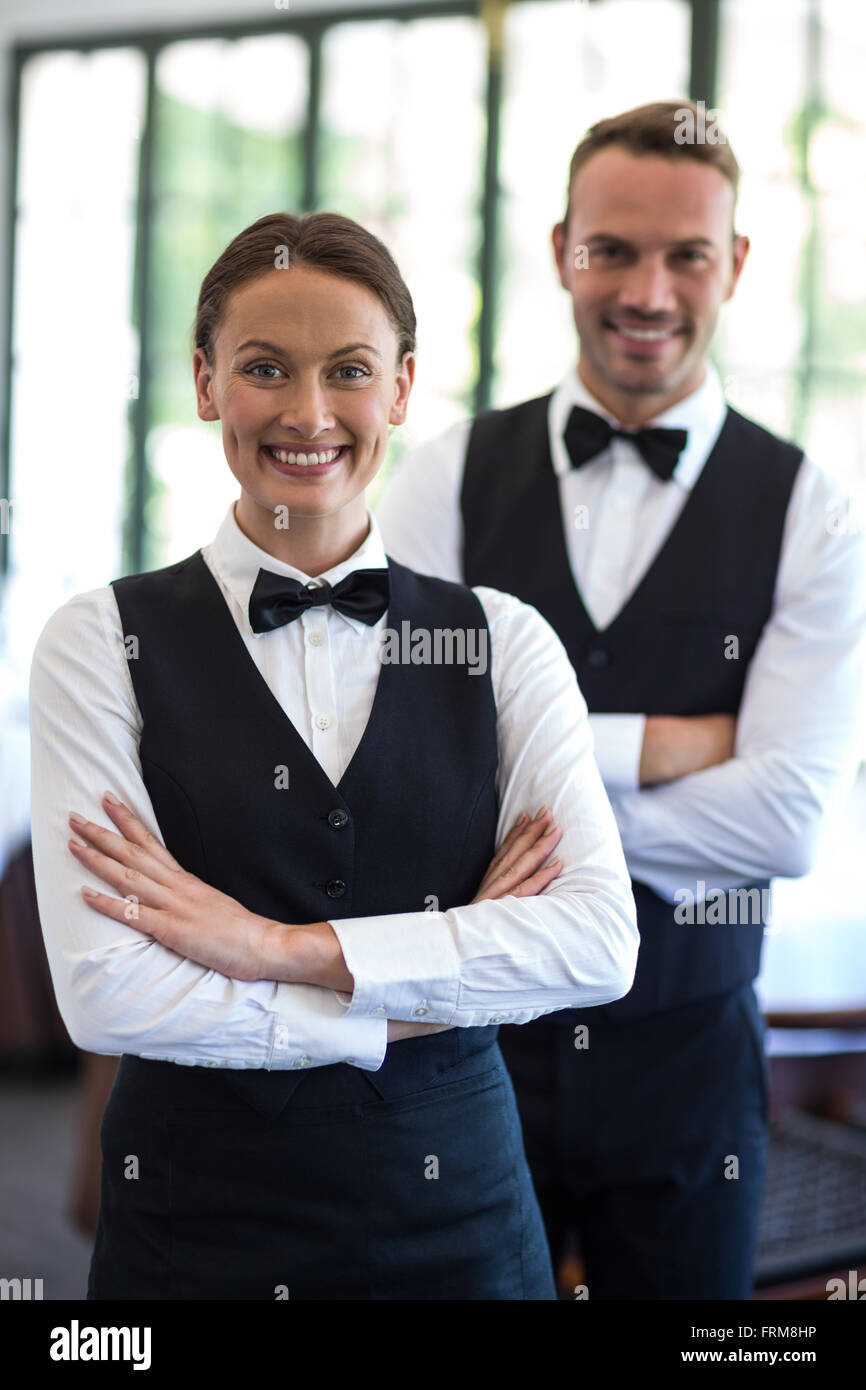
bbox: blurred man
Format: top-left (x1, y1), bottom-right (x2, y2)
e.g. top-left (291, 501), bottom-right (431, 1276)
top-left (376, 100), bottom-right (866, 1299)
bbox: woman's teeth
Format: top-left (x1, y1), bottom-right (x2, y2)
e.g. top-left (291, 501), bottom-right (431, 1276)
top-left (265, 445), bottom-right (344, 466)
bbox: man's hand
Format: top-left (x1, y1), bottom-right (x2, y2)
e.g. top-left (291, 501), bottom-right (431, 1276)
top-left (638, 714), bottom-right (736, 786)
top-left (386, 1018), bottom-right (454, 1042)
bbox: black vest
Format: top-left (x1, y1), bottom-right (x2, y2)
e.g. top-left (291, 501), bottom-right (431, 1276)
top-left (111, 552), bottom-right (500, 1115)
top-left (461, 394), bottom-right (803, 1018)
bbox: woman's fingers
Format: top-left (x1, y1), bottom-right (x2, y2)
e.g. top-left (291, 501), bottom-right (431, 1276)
top-left (76, 882), bottom-right (162, 929)
top-left (68, 835), bottom-right (173, 910)
top-left (495, 824), bottom-right (564, 895)
top-left (472, 813), bottom-right (564, 903)
top-left (67, 797), bottom-right (185, 909)
top-left (67, 797), bottom-right (183, 887)
top-left (483, 811), bottom-right (531, 874)
top-left (100, 794), bottom-right (184, 871)
top-left (489, 807), bottom-right (554, 878)
top-left (507, 856), bottom-right (563, 899)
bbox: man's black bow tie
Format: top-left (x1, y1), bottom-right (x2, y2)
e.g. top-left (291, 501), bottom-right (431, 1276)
top-left (248, 566), bottom-right (390, 633)
top-left (564, 405), bottom-right (688, 481)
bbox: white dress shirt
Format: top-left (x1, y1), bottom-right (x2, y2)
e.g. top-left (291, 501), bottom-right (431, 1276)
top-left (375, 365), bottom-right (866, 901)
top-left (29, 502), bottom-right (638, 1073)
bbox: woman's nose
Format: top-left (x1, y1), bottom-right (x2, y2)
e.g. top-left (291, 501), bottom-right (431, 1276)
top-left (277, 378), bottom-right (335, 438)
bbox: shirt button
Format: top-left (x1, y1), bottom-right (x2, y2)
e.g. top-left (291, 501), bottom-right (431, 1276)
top-left (370, 1005), bottom-right (387, 1017)
top-left (328, 808), bottom-right (349, 829)
top-left (326, 879), bottom-right (346, 899)
top-left (489, 1014), bottom-right (505, 1024)
top-left (304, 581), bottom-right (319, 592)
top-left (203, 1060), bottom-right (221, 1067)
top-left (587, 647), bottom-right (610, 669)
top-left (412, 1002), bottom-right (430, 1017)
top-left (274, 1026), bottom-right (289, 1047)
top-left (293, 1055), bottom-right (313, 1068)
top-left (343, 1058), bottom-right (356, 1066)
top-left (308, 631), bottom-right (325, 647)
top-left (315, 713), bottom-right (332, 730)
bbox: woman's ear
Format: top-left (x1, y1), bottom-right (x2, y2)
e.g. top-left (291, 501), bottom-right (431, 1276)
top-left (193, 348), bottom-right (219, 422)
top-left (388, 351), bottom-right (415, 427)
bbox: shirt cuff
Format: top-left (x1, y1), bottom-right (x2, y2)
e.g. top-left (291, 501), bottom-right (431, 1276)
top-left (588, 713), bottom-right (646, 791)
top-left (329, 911), bottom-right (461, 1023)
top-left (268, 984), bottom-right (388, 1071)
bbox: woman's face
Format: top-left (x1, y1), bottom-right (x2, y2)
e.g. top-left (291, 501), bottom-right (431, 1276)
top-left (193, 263), bottom-right (414, 534)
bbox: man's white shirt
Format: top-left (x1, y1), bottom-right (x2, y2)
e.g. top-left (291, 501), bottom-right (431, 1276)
top-left (376, 364), bottom-right (866, 900)
top-left (29, 502), bottom-right (638, 1073)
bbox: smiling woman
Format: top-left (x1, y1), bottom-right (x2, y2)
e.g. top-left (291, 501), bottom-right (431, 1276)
top-left (28, 209), bottom-right (638, 1301)
top-left (190, 213), bottom-right (417, 573)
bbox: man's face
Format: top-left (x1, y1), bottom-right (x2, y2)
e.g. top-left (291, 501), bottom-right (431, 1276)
top-left (552, 147), bottom-right (749, 420)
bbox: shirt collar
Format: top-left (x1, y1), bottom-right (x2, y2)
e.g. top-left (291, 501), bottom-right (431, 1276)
top-left (204, 501), bottom-right (389, 636)
top-left (548, 361), bottom-right (728, 491)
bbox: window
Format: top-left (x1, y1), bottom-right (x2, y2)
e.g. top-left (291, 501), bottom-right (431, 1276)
top-left (716, 0), bottom-right (866, 504)
top-left (3, 0), bottom-right (864, 679)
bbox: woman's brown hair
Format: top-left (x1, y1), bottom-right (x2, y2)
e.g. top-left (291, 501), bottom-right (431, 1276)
top-left (194, 210), bottom-right (417, 365)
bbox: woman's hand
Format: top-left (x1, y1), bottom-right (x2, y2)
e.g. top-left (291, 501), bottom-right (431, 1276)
top-left (387, 807), bottom-right (563, 1043)
top-left (68, 793), bottom-right (274, 982)
top-left (471, 806), bottom-right (563, 903)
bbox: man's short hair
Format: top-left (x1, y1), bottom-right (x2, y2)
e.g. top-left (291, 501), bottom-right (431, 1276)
top-left (563, 99), bottom-right (741, 225)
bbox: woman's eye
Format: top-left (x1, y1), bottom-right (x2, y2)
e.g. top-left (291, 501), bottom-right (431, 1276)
top-left (335, 364), bottom-right (370, 380)
top-left (247, 362), bottom-right (282, 379)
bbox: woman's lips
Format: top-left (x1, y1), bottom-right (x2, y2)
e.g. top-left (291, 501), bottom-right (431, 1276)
top-left (261, 444), bottom-right (348, 476)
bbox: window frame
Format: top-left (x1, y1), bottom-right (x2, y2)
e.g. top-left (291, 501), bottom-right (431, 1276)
top-left (0, 0), bottom-right (715, 577)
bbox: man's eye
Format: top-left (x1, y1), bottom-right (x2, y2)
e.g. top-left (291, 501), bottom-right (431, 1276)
top-left (676, 250), bottom-right (708, 263)
top-left (594, 246), bottom-right (623, 260)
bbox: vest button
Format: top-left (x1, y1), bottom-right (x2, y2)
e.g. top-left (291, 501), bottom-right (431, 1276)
top-left (327, 809), bottom-right (349, 829)
top-left (587, 646), bottom-right (611, 669)
top-left (326, 879), bottom-right (347, 898)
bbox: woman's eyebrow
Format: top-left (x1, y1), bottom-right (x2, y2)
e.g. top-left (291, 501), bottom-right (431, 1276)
top-left (233, 338), bottom-right (382, 359)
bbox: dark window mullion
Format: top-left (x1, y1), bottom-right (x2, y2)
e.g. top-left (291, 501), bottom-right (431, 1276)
top-left (127, 44), bottom-right (158, 576)
top-left (303, 27), bottom-right (323, 212)
top-left (793, 0), bottom-right (821, 445)
top-left (688, 0), bottom-right (720, 105)
top-left (475, 0), bottom-right (506, 415)
top-left (0, 53), bottom-right (23, 580)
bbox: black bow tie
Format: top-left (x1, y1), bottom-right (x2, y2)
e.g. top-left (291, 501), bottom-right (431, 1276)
top-left (564, 405), bottom-right (687, 481)
top-left (248, 566), bottom-right (390, 633)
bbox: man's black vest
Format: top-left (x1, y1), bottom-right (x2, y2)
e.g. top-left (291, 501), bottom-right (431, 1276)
top-left (111, 552), bottom-right (500, 1116)
top-left (461, 393), bottom-right (803, 1019)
